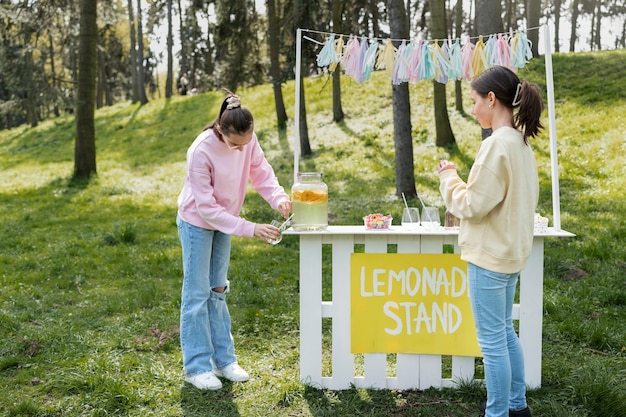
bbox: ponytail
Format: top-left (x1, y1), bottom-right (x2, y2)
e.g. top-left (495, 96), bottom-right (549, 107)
top-left (513, 80), bottom-right (544, 142)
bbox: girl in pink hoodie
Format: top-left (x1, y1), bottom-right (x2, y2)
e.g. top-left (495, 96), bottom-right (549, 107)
top-left (177, 94), bottom-right (291, 390)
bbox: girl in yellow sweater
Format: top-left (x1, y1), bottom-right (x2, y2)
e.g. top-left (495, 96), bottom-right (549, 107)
top-left (438, 65), bottom-right (544, 417)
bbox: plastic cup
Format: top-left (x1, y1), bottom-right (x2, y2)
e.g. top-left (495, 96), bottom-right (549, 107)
top-left (401, 207), bottom-right (420, 230)
top-left (421, 207), bottom-right (441, 231)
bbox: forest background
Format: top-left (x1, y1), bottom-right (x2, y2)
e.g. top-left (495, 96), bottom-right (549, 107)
top-left (2, 0), bottom-right (626, 132)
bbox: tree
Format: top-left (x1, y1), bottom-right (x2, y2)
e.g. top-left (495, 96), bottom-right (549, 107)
top-left (331, 0), bottom-right (344, 122)
top-left (527, 0), bottom-right (541, 56)
top-left (453, 0), bottom-right (464, 112)
top-left (552, 0), bottom-right (562, 52)
top-left (267, 0), bottom-right (288, 128)
top-left (431, 0), bottom-right (455, 147)
top-left (387, 0), bottom-right (416, 198)
top-left (474, 0), bottom-right (503, 139)
top-left (165, 0), bottom-right (173, 98)
top-left (474, 0), bottom-right (504, 35)
top-left (570, 0), bottom-right (581, 52)
top-left (292, 0), bottom-right (312, 157)
top-left (214, 0), bottom-right (264, 91)
top-left (136, 0), bottom-right (148, 104)
top-left (127, 0), bottom-right (139, 102)
top-left (74, 0), bottom-right (98, 179)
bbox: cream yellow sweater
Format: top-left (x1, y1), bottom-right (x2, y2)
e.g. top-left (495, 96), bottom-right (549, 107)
top-left (439, 126), bottom-right (539, 274)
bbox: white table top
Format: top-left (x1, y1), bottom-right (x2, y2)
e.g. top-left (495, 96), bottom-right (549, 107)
top-left (283, 225), bottom-right (575, 237)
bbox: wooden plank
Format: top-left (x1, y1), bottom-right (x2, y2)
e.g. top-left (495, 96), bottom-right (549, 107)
top-left (299, 235), bottom-right (323, 387)
top-left (330, 235), bottom-right (355, 389)
top-left (361, 235), bottom-right (389, 388)
top-left (519, 237), bottom-right (545, 388)
top-left (451, 356), bottom-right (476, 385)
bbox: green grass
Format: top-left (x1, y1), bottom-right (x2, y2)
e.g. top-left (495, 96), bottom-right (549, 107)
top-left (1, 49), bottom-right (625, 416)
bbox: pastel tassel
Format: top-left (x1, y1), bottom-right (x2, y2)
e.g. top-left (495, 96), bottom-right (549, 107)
top-left (484, 34), bottom-right (496, 67)
top-left (392, 40), bottom-right (411, 84)
top-left (362, 39), bottom-right (379, 81)
top-left (511, 31), bottom-right (533, 68)
top-left (448, 38), bottom-right (463, 80)
top-left (408, 39), bottom-right (423, 82)
top-left (493, 33), bottom-right (512, 69)
top-left (376, 39), bottom-right (397, 79)
top-left (461, 37), bottom-right (475, 80)
top-left (316, 34), bottom-right (337, 68)
top-left (329, 35), bottom-right (345, 73)
top-left (417, 41), bottom-right (436, 81)
top-left (471, 35), bottom-right (488, 78)
top-left (430, 40), bottom-right (451, 83)
top-left (342, 36), bottom-right (362, 80)
top-left (354, 37), bottom-right (369, 82)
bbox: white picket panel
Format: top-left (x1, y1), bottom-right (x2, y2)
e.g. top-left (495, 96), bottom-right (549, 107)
top-left (287, 226), bottom-right (573, 390)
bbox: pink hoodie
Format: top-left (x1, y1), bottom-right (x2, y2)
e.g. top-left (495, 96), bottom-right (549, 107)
top-left (177, 128), bottom-right (289, 237)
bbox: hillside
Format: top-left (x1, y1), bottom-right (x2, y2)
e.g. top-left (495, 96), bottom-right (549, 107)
top-left (0, 49), bottom-right (625, 417)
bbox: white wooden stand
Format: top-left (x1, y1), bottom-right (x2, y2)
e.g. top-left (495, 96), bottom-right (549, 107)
top-left (284, 226), bottom-right (574, 390)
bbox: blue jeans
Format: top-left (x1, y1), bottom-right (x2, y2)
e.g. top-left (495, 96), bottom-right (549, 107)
top-left (468, 263), bottom-right (528, 417)
top-left (177, 216), bottom-right (237, 377)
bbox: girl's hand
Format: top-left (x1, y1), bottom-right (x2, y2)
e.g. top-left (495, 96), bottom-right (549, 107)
top-left (254, 223), bottom-right (281, 244)
top-left (437, 159), bottom-right (456, 174)
top-left (278, 200), bottom-right (292, 218)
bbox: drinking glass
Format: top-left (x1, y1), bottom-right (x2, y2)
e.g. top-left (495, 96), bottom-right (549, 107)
top-left (401, 207), bottom-right (420, 230)
top-left (421, 207), bottom-right (441, 231)
top-left (444, 210), bottom-right (460, 229)
top-left (267, 220), bottom-right (283, 245)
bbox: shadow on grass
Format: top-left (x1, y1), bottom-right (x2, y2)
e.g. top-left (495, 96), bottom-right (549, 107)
top-left (302, 385), bottom-right (483, 417)
top-left (180, 382), bottom-right (242, 417)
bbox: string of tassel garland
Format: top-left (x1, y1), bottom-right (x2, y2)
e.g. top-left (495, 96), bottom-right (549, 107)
top-left (314, 31), bottom-right (534, 84)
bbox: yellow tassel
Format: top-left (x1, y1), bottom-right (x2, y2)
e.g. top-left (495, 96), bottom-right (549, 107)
top-left (376, 39), bottom-right (396, 79)
top-left (329, 35), bottom-right (345, 73)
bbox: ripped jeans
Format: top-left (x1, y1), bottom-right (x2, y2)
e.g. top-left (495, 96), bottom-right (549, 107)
top-left (177, 216), bottom-right (237, 377)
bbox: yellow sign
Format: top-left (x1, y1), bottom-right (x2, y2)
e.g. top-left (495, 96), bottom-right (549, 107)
top-left (350, 253), bottom-right (481, 357)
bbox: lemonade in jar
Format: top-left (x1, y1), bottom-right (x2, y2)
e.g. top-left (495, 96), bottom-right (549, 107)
top-left (291, 172), bottom-right (328, 231)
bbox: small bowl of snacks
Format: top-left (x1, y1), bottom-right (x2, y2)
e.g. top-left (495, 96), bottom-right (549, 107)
top-left (364, 213), bottom-right (393, 230)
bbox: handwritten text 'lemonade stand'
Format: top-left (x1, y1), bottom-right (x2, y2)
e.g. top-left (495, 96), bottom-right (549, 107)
top-left (350, 254), bottom-right (481, 357)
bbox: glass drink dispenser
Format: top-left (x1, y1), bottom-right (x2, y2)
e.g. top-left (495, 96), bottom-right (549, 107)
top-left (291, 172), bottom-right (328, 231)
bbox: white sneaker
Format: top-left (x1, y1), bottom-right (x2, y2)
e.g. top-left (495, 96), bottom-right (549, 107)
top-left (213, 363), bottom-right (250, 382)
top-left (185, 372), bottom-right (222, 390)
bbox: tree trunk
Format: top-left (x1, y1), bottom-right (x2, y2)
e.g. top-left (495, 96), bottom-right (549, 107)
top-left (454, 0), bottom-right (463, 112)
top-left (97, 42), bottom-right (104, 108)
top-left (267, 0), bottom-right (288, 128)
top-left (293, 0), bottom-right (311, 156)
top-left (570, 0), bottom-right (580, 52)
top-left (593, 0), bottom-right (602, 50)
top-left (554, 0), bottom-right (561, 52)
top-left (127, 0), bottom-right (139, 102)
top-left (136, 0), bottom-right (148, 104)
top-left (475, 0), bottom-right (503, 139)
top-left (331, 0), bottom-right (344, 122)
top-left (475, 0), bottom-right (504, 35)
top-left (387, 0), bottom-right (416, 198)
top-left (298, 76), bottom-right (312, 156)
top-left (165, 0), bottom-right (173, 98)
top-left (74, 0), bottom-right (98, 179)
top-left (47, 30), bottom-right (60, 117)
top-left (431, 0), bottom-right (455, 147)
top-left (527, 0), bottom-right (540, 56)
top-left (177, 0), bottom-right (188, 75)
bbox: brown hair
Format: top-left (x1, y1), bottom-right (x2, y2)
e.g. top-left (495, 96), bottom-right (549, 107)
top-left (471, 66), bottom-right (544, 143)
top-left (204, 92), bottom-right (254, 138)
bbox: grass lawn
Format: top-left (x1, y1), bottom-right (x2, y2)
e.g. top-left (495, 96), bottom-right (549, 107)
top-left (1, 49), bottom-right (625, 416)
